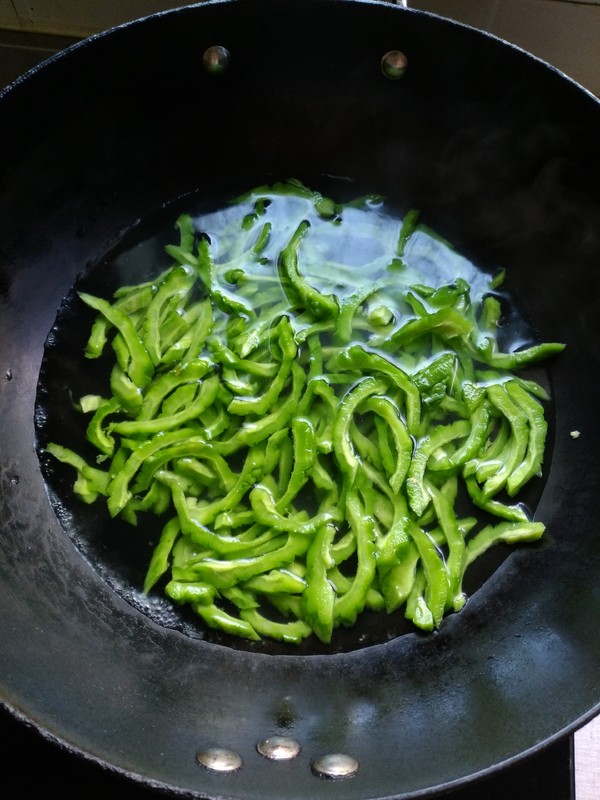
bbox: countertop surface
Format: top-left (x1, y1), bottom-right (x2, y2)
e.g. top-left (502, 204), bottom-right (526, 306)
top-left (0, 2), bottom-right (599, 799)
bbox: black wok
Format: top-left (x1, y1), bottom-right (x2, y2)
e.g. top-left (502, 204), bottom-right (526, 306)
top-left (1, 0), bottom-right (600, 797)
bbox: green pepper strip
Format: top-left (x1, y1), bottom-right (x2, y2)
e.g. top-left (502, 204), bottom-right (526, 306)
top-left (193, 603), bottom-right (260, 641)
top-left (385, 307), bottom-right (474, 350)
top-left (361, 395), bottom-right (413, 493)
top-left (333, 492), bottom-right (377, 627)
top-left (239, 608), bottom-right (312, 645)
top-left (186, 532), bottom-right (308, 589)
top-left (405, 420), bottom-right (471, 517)
top-left (426, 480), bottom-right (466, 612)
top-left (79, 292), bottom-right (154, 388)
top-left (110, 374), bottom-right (220, 437)
top-left (136, 358), bottom-right (213, 421)
top-left (141, 265), bottom-right (196, 366)
top-left (464, 520), bottom-right (545, 568)
top-left (464, 475), bottom-right (529, 523)
top-left (196, 236), bottom-right (256, 319)
top-left (275, 417), bottom-right (317, 511)
top-left (278, 220), bottom-right (339, 319)
top-left (227, 317), bottom-right (296, 416)
top-left (397, 209), bottom-right (420, 258)
top-left (504, 380), bottom-right (548, 495)
top-left (335, 344), bottom-right (421, 436)
top-left (482, 383), bottom-right (529, 498)
top-left (85, 396), bottom-right (122, 456)
top-left (144, 516), bottom-right (181, 592)
top-left (428, 399), bottom-right (493, 472)
top-left (45, 443), bottom-right (109, 503)
top-left (407, 520), bottom-right (449, 629)
top-left (332, 376), bottom-right (389, 482)
top-left (302, 522), bottom-right (336, 643)
top-left (249, 483), bottom-right (342, 534)
top-left (165, 580), bottom-right (216, 605)
top-left (106, 427), bottom-right (202, 516)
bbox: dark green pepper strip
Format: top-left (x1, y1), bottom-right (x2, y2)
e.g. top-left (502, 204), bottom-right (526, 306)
top-left (411, 352), bottom-right (457, 410)
top-left (335, 344), bottom-right (421, 436)
top-left (110, 374), bottom-right (219, 437)
top-left (160, 382), bottom-right (197, 416)
top-left (302, 522), bottom-right (336, 644)
top-left (193, 603), bottom-right (260, 641)
top-left (333, 491), bottom-right (377, 627)
top-left (482, 383), bottom-right (529, 498)
top-left (336, 283), bottom-right (382, 344)
top-left (472, 339), bottom-right (565, 370)
top-left (361, 395), bottom-right (412, 493)
top-left (207, 336), bottom-right (278, 378)
top-left (144, 516), bottom-right (181, 592)
top-left (79, 292), bottom-right (154, 388)
top-left (463, 416), bottom-right (510, 479)
top-left (332, 376), bottom-right (389, 482)
top-left (278, 220), bottom-right (339, 318)
top-left (135, 442), bottom-right (237, 494)
top-left (464, 520), bottom-right (545, 568)
top-left (406, 520), bottom-right (449, 628)
top-left (504, 380), bottom-right (548, 495)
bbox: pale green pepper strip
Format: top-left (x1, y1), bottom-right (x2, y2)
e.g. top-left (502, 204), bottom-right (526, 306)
top-left (239, 608), bottom-right (312, 644)
top-left (194, 603), bottom-right (260, 641)
top-left (426, 480), bottom-right (466, 612)
top-left (406, 520), bottom-right (449, 629)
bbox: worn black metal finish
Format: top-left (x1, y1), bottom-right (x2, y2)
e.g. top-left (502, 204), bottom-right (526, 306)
top-left (1, 1), bottom-right (599, 797)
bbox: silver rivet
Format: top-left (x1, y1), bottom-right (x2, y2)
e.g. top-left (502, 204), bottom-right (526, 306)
top-left (196, 747), bottom-right (243, 772)
top-left (202, 45), bottom-right (231, 75)
top-left (257, 736), bottom-right (301, 761)
top-left (311, 752), bottom-right (359, 780)
top-left (381, 50), bottom-right (408, 80)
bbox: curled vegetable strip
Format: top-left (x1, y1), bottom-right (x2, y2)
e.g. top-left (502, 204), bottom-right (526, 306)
top-left (47, 180), bottom-right (564, 644)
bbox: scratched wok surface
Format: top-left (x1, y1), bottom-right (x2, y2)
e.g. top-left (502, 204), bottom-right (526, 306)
top-left (1, 1), bottom-right (600, 798)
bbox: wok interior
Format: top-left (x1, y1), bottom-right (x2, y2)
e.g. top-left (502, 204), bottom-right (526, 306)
top-left (2, 0), bottom-right (600, 795)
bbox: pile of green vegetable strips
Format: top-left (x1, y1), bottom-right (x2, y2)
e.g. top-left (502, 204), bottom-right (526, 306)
top-left (47, 180), bottom-right (565, 644)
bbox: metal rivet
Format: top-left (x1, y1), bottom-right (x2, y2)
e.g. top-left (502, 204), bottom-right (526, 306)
top-left (196, 747), bottom-right (243, 772)
top-left (257, 736), bottom-right (301, 761)
top-left (311, 752), bottom-right (359, 780)
top-left (202, 45), bottom-right (231, 75)
top-left (381, 50), bottom-right (408, 80)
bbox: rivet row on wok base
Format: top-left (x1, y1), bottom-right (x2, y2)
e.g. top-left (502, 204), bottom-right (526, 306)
top-left (196, 738), bottom-right (359, 780)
